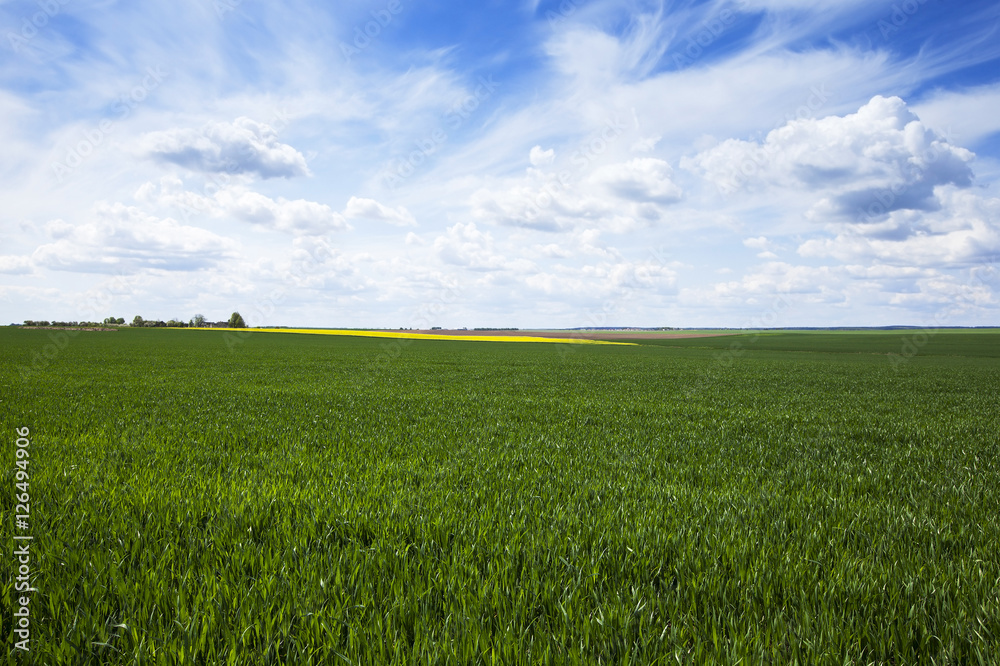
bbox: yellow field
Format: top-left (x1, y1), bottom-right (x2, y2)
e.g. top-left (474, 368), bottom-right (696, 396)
top-left (186, 327), bottom-right (637, 345)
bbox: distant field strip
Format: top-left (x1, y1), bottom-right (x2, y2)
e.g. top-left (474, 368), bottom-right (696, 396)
top-left (187, 327), bottom-right (637, 345)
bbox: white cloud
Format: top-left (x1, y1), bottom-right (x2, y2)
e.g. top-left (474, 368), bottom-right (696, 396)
top-left (678, 262), bottom-right (846, 318)
top-left (588, 158), bottom-right (683, 204)
top-left (470, 157), bottom-right (682, 233)
top-left (684, 96), bottom-right (975, 220)
top-left (140, 117), bottom-right (311, 179)
top-left (215, 188), bottom-right (349, 235)
top-left (536, 243), bottom-right (571, 258)
top-left (137, 177), bottom-right (350, 235)
top-left (30, 202), bottom-right (237, 274)
top-left (913, 82), bottom-right (1000, 147)
top-left (525, 258), bottom-right (677, 299)
top-left (433, 222), bottom-right (513, 271)
top-left (529, 145), bottom-right (555, 166)
top-left (343, 197), bottom-right (416, 227)
top-left (798, 187), bottom-right (1000, 267)
top-left (744, 236), bottom-right (778, 259)
top-left (0, 255), bottom-right (33, 274)
top-left (630, 135), bottom-right (661, 153)
top-left (470, 172), bottom-right (574, 232)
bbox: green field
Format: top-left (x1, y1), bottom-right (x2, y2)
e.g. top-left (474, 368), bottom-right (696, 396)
top-left (2, 327), bottom-right (999, 664)
top-left (648, 328), bottom-right (1000, 358)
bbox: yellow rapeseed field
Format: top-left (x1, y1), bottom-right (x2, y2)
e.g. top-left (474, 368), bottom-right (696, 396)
top-left (186, 327), bottom-right (635, 345)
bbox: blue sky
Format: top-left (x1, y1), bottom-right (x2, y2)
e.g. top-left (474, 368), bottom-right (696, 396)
top-left (2, 0), bottom-right (999, 328)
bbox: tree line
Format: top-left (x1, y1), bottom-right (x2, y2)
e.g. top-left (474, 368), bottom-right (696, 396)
top-left (20, 312), bottom-right (247, 328)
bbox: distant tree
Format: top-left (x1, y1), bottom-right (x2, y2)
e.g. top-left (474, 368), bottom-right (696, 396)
top-left (228, 312), bottom-right (246, 328)
top-left (191, 314), bottom-right (206, 328)
top-left (116, 317), bottom-right (125, 325)
top-left (132, 316), bottom-right (144, 327)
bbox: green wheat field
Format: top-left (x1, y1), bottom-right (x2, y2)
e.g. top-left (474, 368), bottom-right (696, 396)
top-left (2, 327), bottom-right (998, 664)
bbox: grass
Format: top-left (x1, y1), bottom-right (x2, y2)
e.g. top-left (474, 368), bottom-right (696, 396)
top-left (2, 327), bottom-right (998, 664)
top-left (649, 329), bottom-right (1000, 357)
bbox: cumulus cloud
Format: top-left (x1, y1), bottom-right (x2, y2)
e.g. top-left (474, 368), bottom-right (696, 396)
top-left (140, 117), bottom-right (311, 179)
top-left (524, 258), bottom-right (677, 299)
top-left (343, 197), bottom-right (416, 227)
top-left (684, 96), bottom-right (974, 220)
top-left (470, 173), bottom-right (574, 232)
top-left (744, 236), bottom-right (778, 259)
top-left (536, 243), bottom-right (572, 259)
top-left (214, 188), bottom-right (349, 235)
top-left (0, 255), bottom-right (34, 274)
top-left (680, 262), bottom-right (844, 315)
top-left (631, 135), bottom-right (662, 153)
top-left (433, 222), bottom-right (512, 271)
top-left (136, 177), bottom-right (349, 235)
top-left (31, 203), bottom-right (237, 273)
top-left (254, 237), bottom-right (371, 292)
top-left (471, 157), bottom-right (682, 233)
top-left (798, 187), bottom-right (1000, 267)
top-left (687, 259), bottom-right (998, 324)
top-left (529, 145), bottom-right (555, 166)
top-left (588, 158), bottom-right (683, 204)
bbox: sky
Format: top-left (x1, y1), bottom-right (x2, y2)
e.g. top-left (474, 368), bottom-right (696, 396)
top-left (2, 0), bottom-right (1000, 329)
